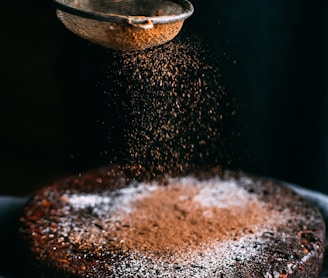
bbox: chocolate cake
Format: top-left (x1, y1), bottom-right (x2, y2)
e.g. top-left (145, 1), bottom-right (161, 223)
top-left (20, 166), bottom-right (326, 277)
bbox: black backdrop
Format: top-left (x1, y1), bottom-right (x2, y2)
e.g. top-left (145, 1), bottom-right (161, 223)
top-left (1, 0), bottom-right (327, 195)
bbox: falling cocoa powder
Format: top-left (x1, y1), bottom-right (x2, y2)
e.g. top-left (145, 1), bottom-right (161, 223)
top-left (101, 33), bottom-right (240, 178)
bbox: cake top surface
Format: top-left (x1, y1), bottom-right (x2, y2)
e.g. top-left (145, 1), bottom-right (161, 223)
top-left (20, 167), bottom-right (326, 277)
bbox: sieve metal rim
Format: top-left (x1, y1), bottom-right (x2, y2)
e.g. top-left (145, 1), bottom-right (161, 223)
top-left (53, 0), bottom-right (194, 26)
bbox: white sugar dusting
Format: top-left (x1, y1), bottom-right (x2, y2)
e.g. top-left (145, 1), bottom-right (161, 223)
top-left (192, 178), bottom-right (258, 208)
top-left (63, 182), bottom-right (159, 216)
top-left (65, 194), bottom-right (112, 210)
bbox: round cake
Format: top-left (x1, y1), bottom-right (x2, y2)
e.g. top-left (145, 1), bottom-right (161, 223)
top-left (20, 166), bottom-right (326, 277)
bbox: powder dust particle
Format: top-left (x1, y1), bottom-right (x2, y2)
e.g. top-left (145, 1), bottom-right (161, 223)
top-left (101, 32), bottom-right (240, 178)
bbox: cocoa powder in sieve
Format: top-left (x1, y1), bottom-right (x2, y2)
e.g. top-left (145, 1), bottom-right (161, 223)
top-left (59, 11), bottom-right (185, 51)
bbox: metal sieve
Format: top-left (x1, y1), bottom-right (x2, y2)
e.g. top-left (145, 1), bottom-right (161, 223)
top-left (54, 0), bottom-right (194, 51)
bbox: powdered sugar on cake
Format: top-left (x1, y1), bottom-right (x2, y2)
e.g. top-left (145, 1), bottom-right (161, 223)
top-left (63, 183), bottom-right (158, 215)
top-left (191, 178), bottom-right (259, 208)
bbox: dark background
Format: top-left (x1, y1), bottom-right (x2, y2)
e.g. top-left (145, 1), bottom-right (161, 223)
top-left (1, 0), bottom-right (327, 196)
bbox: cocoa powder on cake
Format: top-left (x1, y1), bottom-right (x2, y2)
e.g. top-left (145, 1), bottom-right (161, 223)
top-left (105, 183), bottom-right (269, 254)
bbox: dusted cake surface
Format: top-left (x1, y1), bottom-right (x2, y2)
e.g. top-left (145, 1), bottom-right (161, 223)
top-left (20, 166), bottom-right (326, 277)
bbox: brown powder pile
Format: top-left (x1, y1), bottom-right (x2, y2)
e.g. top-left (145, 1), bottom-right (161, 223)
top-left (103, 182), bottom-right (270, 256)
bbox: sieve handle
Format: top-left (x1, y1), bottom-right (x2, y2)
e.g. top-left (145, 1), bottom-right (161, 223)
top-left (127, 18), bottom-right (154, 29)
